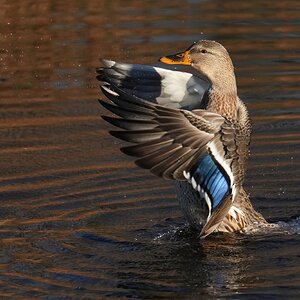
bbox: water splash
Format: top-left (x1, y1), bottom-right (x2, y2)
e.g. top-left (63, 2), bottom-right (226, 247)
top-left (277, 217), bottom-right (300, 235)
top-left (153, 216), bottom-right (300, 242)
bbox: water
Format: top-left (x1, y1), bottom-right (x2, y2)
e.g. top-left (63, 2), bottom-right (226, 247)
top-left (0, 0), bottom-right (299, 298)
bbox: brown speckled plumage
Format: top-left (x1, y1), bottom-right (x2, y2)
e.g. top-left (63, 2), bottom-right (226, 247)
top-left (97, 40), bottom-right (267, 238)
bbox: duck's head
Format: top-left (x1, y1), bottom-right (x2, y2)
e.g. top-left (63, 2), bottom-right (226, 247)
top-left (159, 40), bottom-right (235, 88)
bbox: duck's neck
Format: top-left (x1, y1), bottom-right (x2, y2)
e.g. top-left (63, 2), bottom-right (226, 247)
top-left (207, 73), bottom-right (238, 120)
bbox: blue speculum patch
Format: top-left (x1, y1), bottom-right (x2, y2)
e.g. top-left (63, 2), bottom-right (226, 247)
top-left (190, 154), bottom-right (229, 209)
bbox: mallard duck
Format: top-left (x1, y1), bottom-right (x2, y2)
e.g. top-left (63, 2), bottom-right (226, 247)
top-left (96, 40), bottom-right (267, 238)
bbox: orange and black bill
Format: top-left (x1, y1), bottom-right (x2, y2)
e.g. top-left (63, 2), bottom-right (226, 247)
top-left (159, 43), bottom-right (195, 65)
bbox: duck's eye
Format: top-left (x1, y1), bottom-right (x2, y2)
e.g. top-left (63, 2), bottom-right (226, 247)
top-left (200, 49), bottom-right (207, 54)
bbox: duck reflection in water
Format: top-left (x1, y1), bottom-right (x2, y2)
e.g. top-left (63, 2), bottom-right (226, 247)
top-left (110, 228), bottom-right (256, 298)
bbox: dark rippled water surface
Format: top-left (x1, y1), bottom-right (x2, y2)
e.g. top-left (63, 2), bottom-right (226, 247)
top-left (0, 0), bottom-right (299, 298)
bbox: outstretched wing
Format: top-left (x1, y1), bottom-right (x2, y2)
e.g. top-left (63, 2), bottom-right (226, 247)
top-left (97, 60), bottom-right (210, 110)
top-left (98, 80), bottom-right (241, 237)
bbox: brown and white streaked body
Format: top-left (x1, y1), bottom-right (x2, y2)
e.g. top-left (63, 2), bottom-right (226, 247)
top-left (96, 40), bottom-right (267, 238)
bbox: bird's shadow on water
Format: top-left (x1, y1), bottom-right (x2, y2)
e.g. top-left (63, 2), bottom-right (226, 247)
top-left (127, 215), bottom-right (300, 297)
top-left (125, 220), bottom-right (255, 297)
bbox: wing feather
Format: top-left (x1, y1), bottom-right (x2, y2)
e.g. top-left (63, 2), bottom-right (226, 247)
top-left (97, 60), bottom-right (210, 110)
